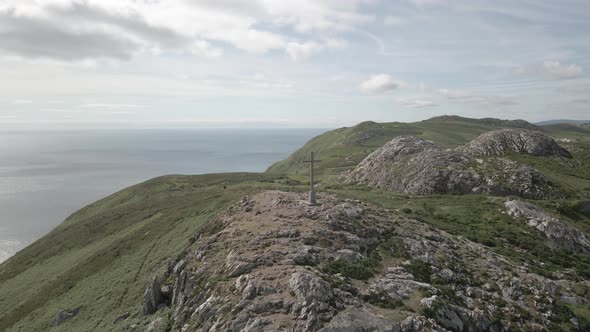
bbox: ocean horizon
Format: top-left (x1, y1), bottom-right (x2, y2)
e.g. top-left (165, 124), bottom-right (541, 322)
top-left (0, 128), bottom-right (326, 263)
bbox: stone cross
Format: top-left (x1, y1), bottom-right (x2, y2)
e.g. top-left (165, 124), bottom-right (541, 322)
top-left (303, 151), bottom-right (321, 205)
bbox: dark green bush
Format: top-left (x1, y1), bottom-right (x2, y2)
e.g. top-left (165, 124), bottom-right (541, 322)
top-left (405, 259), bottom-right (432, 283)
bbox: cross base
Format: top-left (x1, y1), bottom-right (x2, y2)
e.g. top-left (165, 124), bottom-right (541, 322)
top-left (307, 191), bottom-right (318, 206)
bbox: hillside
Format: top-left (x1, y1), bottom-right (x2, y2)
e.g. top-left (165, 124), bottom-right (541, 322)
top-left (341, 133), bottom-right (567, 199)
top-left (536, 120), bottom-right (590, 126)
top-left (0, 173), bottom-right (285, 331)
top-left (267, 116), bottom-right (590, 176)
top-left (1, 116), bottom-right (590, 331)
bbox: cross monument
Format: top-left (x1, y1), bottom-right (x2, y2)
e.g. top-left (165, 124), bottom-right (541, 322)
top-left (303, 151), bottom-right (321, 205)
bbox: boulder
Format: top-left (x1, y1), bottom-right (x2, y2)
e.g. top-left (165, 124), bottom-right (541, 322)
top-left (143, 276), bottom-right (163, 315)
top-left (113, 312), bottom-right (130, 324)
top-left (505, 200), bottom-right (590, 252)
top-left (342, 135), bottom-right (565, 199)
top-left (462, 129), bottom-right (571, 158)
top-left (51, 307), bottom-right (80, 327)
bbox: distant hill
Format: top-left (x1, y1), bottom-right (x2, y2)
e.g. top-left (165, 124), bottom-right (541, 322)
top-left (536, 119), bottom-right (590, 126)
top-left (266, 115), bottom-right (552, 176)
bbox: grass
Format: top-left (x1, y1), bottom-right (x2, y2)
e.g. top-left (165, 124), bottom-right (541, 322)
top-left (0, 173), bottom-right (283, 332)
top-left (266, 115), bottom-right (577, 176)
top-left (2, 116), bottom-right (590, 330)
top-left (326, 185), bottom-right (590, 279)
top-left (322, 250), bottom-right (382, 280)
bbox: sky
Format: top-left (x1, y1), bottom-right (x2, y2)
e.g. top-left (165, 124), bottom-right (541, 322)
top-left (0, 0), bottom-right (589, 129)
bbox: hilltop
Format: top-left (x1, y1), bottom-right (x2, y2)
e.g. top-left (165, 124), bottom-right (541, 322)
top-left (341, 129), bottom-right (571, 199)
top-left (266, 115), bottom-right (590, 176)
top-left (1, 116), bottom-right (590, 331)
top-left (535, 120), bottom-right (590, 126)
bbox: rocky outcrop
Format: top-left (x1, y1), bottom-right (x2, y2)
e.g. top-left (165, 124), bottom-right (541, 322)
top-left (156, 191), bottom-right (586, 331)
top-left (341, 136), bottom-right (564, 199)
top-left (505, 200), bottom-right (590, 252)
top-left (51, 307), bottom-right (80, 327)
top-left (341, 137), bottom-right (480, 195)
top-left (462, 129), bottom-right (572, 158)
top-left (318, 307), bottom-right (444, 332)
top-left (143, 277), bottom-right (163, 315)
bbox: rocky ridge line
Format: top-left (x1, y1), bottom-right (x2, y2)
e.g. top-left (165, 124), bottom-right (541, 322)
top-left (342, 129), bottom-right (570, 199)
top-left (137, 191), bottom-right (588, 331)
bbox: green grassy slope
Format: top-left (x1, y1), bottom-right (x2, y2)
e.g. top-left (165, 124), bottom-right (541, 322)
top-left (266, 115), bottom-right (547, 176)
top-left (0, 173), bottom-right (283, 332)
top-left (2, 116), bottom-right (590, 331)
top-left (323, 185), bottom-right (590, 279)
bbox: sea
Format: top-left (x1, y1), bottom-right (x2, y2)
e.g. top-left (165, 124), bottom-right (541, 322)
top-left (0, 128), bottom-right (326, 263)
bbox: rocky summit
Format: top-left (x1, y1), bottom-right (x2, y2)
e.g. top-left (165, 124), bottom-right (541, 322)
top-left (462, 129), bottom-right (572, 158)
top-left (138, 191), bottom-right (588, 332)
top-left (342, 129), bottom-right (571, 199)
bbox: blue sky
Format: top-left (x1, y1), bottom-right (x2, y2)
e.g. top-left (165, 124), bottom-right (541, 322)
top-left (0, 0), bottom-right (588, 128)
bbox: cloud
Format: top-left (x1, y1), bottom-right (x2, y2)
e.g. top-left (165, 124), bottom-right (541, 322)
top-left (396, 98), bottom-right (436, 108)
top-left (360, 74), bottom-right (405, 94)
top-left (407, 0), bottom-right (449, 7)
top-left (12, 99), bottom-right (33, 104)
top-left (286, 42), bottom-right (323, 61)
top-left (0, 0), bottom-right (372, 62)
top-left (80, 103), bottom-right (143, 109)
top-left (191, 40), bottom-right (223, 57)
top-left (0, 7), bottom-right (145, 61)
top-left (541, 61), bottom-right (583, 79)
top-left (383, 16), bottom-right (406, 25)
top-left (516, 61), bottom-right (583, 80)
top-left (286, 39), bottom-right (347, 61)
top-left (438, 89), bottom-right (517, 106)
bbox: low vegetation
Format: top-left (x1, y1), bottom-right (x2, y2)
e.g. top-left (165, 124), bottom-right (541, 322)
top-left (2, 116), bottom-right (590, 331)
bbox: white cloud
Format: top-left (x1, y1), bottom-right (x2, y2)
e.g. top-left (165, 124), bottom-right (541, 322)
top-left (80, 103), bottom-right (143, 109)
top-left (541, 60), bottom-right (583, 79)
top-left (360, 74), bottom-right (405, 94)
top-left (286, 42), bottom-right (323, 61)
top-left (191, 40), bottom-right (223, 57)
top-left (12, 99), bottom-right (33, 104)
top-left (0, 0), bottom-right (372, 61)
top-left (286, 39), bottom-right (347, 61)
top-left (397, 98), bottom-right (436, 108)
top-left (383, 16), bottom-right (405, 25)
top-left (437, 89), bottom-right (517, 106)
top-left (515, 61), bottom-right (583, 80)
top-left (408, 0), bottom-right (449, 7)
top-left (265, 0), bottom-right (375, 32)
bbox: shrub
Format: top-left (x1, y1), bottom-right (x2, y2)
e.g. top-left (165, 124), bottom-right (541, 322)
top-left (323, 252), bottom-right (381, 280)
top-left (380, 237), bottom-right (409, 258)
top-left (362, 291), bottom-right (403, 309)
top-left (405, 259), bottom-right (432, 283)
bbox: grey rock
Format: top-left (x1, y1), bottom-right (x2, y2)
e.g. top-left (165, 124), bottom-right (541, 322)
top-left (369, 276), bottom-right (436, 300)
top-left (146, 317), bottom-right (163, 332)
top-left (342, 135), bottom-right (563, 199)
top-left (51, 307), bottom-right (80, 327)
top-left (291, 246), bottom-right (322, 266)
top-left (143, 276), bottom-right (163, 315)
top-left (289, 272), bottom-right (334, 304)
top-left (342, 136), bottom-right (481, 195)
top-left (242, 318), bottom-right (271, 332)
top-left (318, 307), bottom-right (396, 332)
top-left (335, 249), bottom-right (363, 264)
top-left (319, 308), bottom-right (444, 332)
top-left (560, 295), bottom-right (587, 305)
top-left (506, 200), bottom-right (590, 252)
top-left (462, 128), bottom-right (571, 158)
top-left (113, 312), bottom-right (130, 324)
